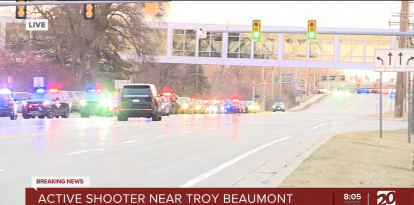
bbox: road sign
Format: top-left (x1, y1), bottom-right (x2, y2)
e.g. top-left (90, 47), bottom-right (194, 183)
top-left (390, 91), bottom-right (396, 99)
top-left (374, 48), bottom-right (414, 72)
top-left (7, 76), bottom-right (13, 84)
top-left (197, 27), bottom-right (206, 39)
top-left (33, 77), bottom-right (44, 87)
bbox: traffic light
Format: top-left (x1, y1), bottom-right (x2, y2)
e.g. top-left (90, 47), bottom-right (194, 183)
top-left (373, 81), bottom-right (377, 88)
top-left (84, 4), bottom-right (95, 20)
top-left (315, 81), bottom-right (319, 87)
top-left (145, 3), bottom-right (158, 14)
top-left (16, 0), bottom-right (27, 19)
top-left (356, 81), bottom-right (360, 88)
top-left (307, 20), bottom-right (317, 39)
top-left (264, 95), bottom-right (267, 98)
top-left (252, 20), bottom-right (261, 40)
top-left (391, 78), bottom-right (394, 82)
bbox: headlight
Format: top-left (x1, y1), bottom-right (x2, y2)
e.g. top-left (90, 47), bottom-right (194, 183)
top-left (22, 101), bottom-right (27, 105)
top-left (99, 99), bottom-right (111, 107)
top-left (182, 104), bottom-right (188, 109)
top-left (161, 105), bottom-right (165, 109)
top-left (80, 100), bottom-right (87, 106)
top-left (272, 105), bottom-right (276, 108)
top-left (43, 101), bottom-right (50, 106)
top-left (195, 105), bottom-right (201, 109)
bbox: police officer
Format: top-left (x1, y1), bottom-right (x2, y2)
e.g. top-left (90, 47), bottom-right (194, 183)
top-left (170, 93), bottom-right (179, 114)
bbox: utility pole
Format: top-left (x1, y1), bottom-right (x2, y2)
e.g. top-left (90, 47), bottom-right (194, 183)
top-left (306, 68), bottom-right (311, 96)
top-left (271, 67), bottom-right (274, 103)
top-left (395, 1), bottom-right (410, 118)
top-left (262, 66), bottom-right (265, 111)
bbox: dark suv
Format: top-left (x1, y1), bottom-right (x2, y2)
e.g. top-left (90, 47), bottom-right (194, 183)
top-left (117, 84), bottom-right (162, 121)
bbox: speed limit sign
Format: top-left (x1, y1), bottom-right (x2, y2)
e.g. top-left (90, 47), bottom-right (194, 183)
top-left (7, 76), bottom-right (13, 84)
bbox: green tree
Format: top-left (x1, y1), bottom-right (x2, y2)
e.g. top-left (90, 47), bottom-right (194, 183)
top-left (183, 64), bottom-right (211, 97)
top-left (29, 3), bottom-right (169, 87)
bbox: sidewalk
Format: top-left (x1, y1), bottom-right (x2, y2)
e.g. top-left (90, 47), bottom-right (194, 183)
top-left (288, 94), bottom-right (328, 111)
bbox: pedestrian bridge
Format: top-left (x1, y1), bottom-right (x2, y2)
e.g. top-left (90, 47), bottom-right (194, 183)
top-left (120, 22), bottom-right (401, 70)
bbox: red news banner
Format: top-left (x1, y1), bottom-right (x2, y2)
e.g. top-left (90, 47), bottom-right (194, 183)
top-left (26, 188), bottom-right (413, 205)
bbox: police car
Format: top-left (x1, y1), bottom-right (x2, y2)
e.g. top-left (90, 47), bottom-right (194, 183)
top-left (79, 88), bottom-right (114, 118)
top-left (0, 88), bottom-right (18, 120)
top-left (21, 88), bottom-right (72, 119)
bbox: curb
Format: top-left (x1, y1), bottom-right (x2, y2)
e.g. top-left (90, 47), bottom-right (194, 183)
top-left (362, 116), bottom-right (406, 121)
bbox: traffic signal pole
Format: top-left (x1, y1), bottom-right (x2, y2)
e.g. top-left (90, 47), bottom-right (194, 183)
top-left (380, 72), bottom-right (383, 139)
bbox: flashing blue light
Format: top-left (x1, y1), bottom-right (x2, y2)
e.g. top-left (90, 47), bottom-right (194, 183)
top-left (87, 89), bottom-right (95, 92)
top-left (226, 105), bottom-right (231, 109)
top-left (36, 88), bottom-right (46, 93)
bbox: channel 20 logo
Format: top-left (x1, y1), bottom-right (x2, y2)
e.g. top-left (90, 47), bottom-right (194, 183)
top-left (377, 191), bottom-right (396, 205)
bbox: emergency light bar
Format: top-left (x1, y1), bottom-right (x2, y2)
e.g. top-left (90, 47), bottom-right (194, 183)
top-left (49, 89), bottom-right (58, 93)
top-left (232, 99), bottom-right (239, 102)
top-left (36, 88), bottom-right (46, 93)
top-left (163, 92), bottom-right (171, 96)
top-left (87, 88), bottom-right (103, 93)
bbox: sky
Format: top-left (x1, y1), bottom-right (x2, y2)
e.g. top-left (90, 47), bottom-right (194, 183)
top-left (0, 1), bottom-right (405, 80)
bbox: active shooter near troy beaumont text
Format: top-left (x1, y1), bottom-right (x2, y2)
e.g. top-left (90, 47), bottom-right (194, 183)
top-left (37, 193), bottom-right (294, 204)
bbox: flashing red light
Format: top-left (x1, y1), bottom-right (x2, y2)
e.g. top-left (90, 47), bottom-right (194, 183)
top-left (28, 105), bottom-right (33, 108)
top-left (49, 89), bottom-right (58, 93)
top-left (264, 95), bottom-right (268, 98)
top-left (232, 99), bottom-right (239, 102)
top-left (163, 92), bottom-right (172, 96)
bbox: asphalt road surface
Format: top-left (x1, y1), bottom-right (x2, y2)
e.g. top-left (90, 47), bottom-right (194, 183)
top-left (0, 93), bottom-right (407, 204)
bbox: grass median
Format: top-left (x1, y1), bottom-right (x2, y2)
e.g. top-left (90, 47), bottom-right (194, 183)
top-left (291, 94), bottom-right (329, 111)
top-left (367, 111), bottom-right (408, 120)
top-left (279, 129), bottom-right (414, 187)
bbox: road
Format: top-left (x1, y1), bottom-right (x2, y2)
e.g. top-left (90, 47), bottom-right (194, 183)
top-left (0, 93), bottom-right (406, 204)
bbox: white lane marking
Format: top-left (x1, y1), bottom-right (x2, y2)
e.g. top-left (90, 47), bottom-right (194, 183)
top-left (155, 135), bottom-right (169, 138)
top-left (311, 123), bottom-right (327, 130)
top-left (180, 136), bottom-right (291, 187)
top-left (312, 95), bottom-right (333, 111)
top-left (66, 150), bottom-right (91, 155)
top-left (0, 169), bottom-right (5, 172)
top-left (183, 131), bottom-right (194, 134)
top-left (121, 140), bottom-right (140, 144)
top-left (344, 116), bottom-right (353, 119)
top-left (94, 149), bottom-right (105, 151)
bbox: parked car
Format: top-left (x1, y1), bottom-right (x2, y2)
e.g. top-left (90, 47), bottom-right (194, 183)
top-left (11, 92), bottom-right (32, 113)
top-left (61, 91), bottom-right (86, 112)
